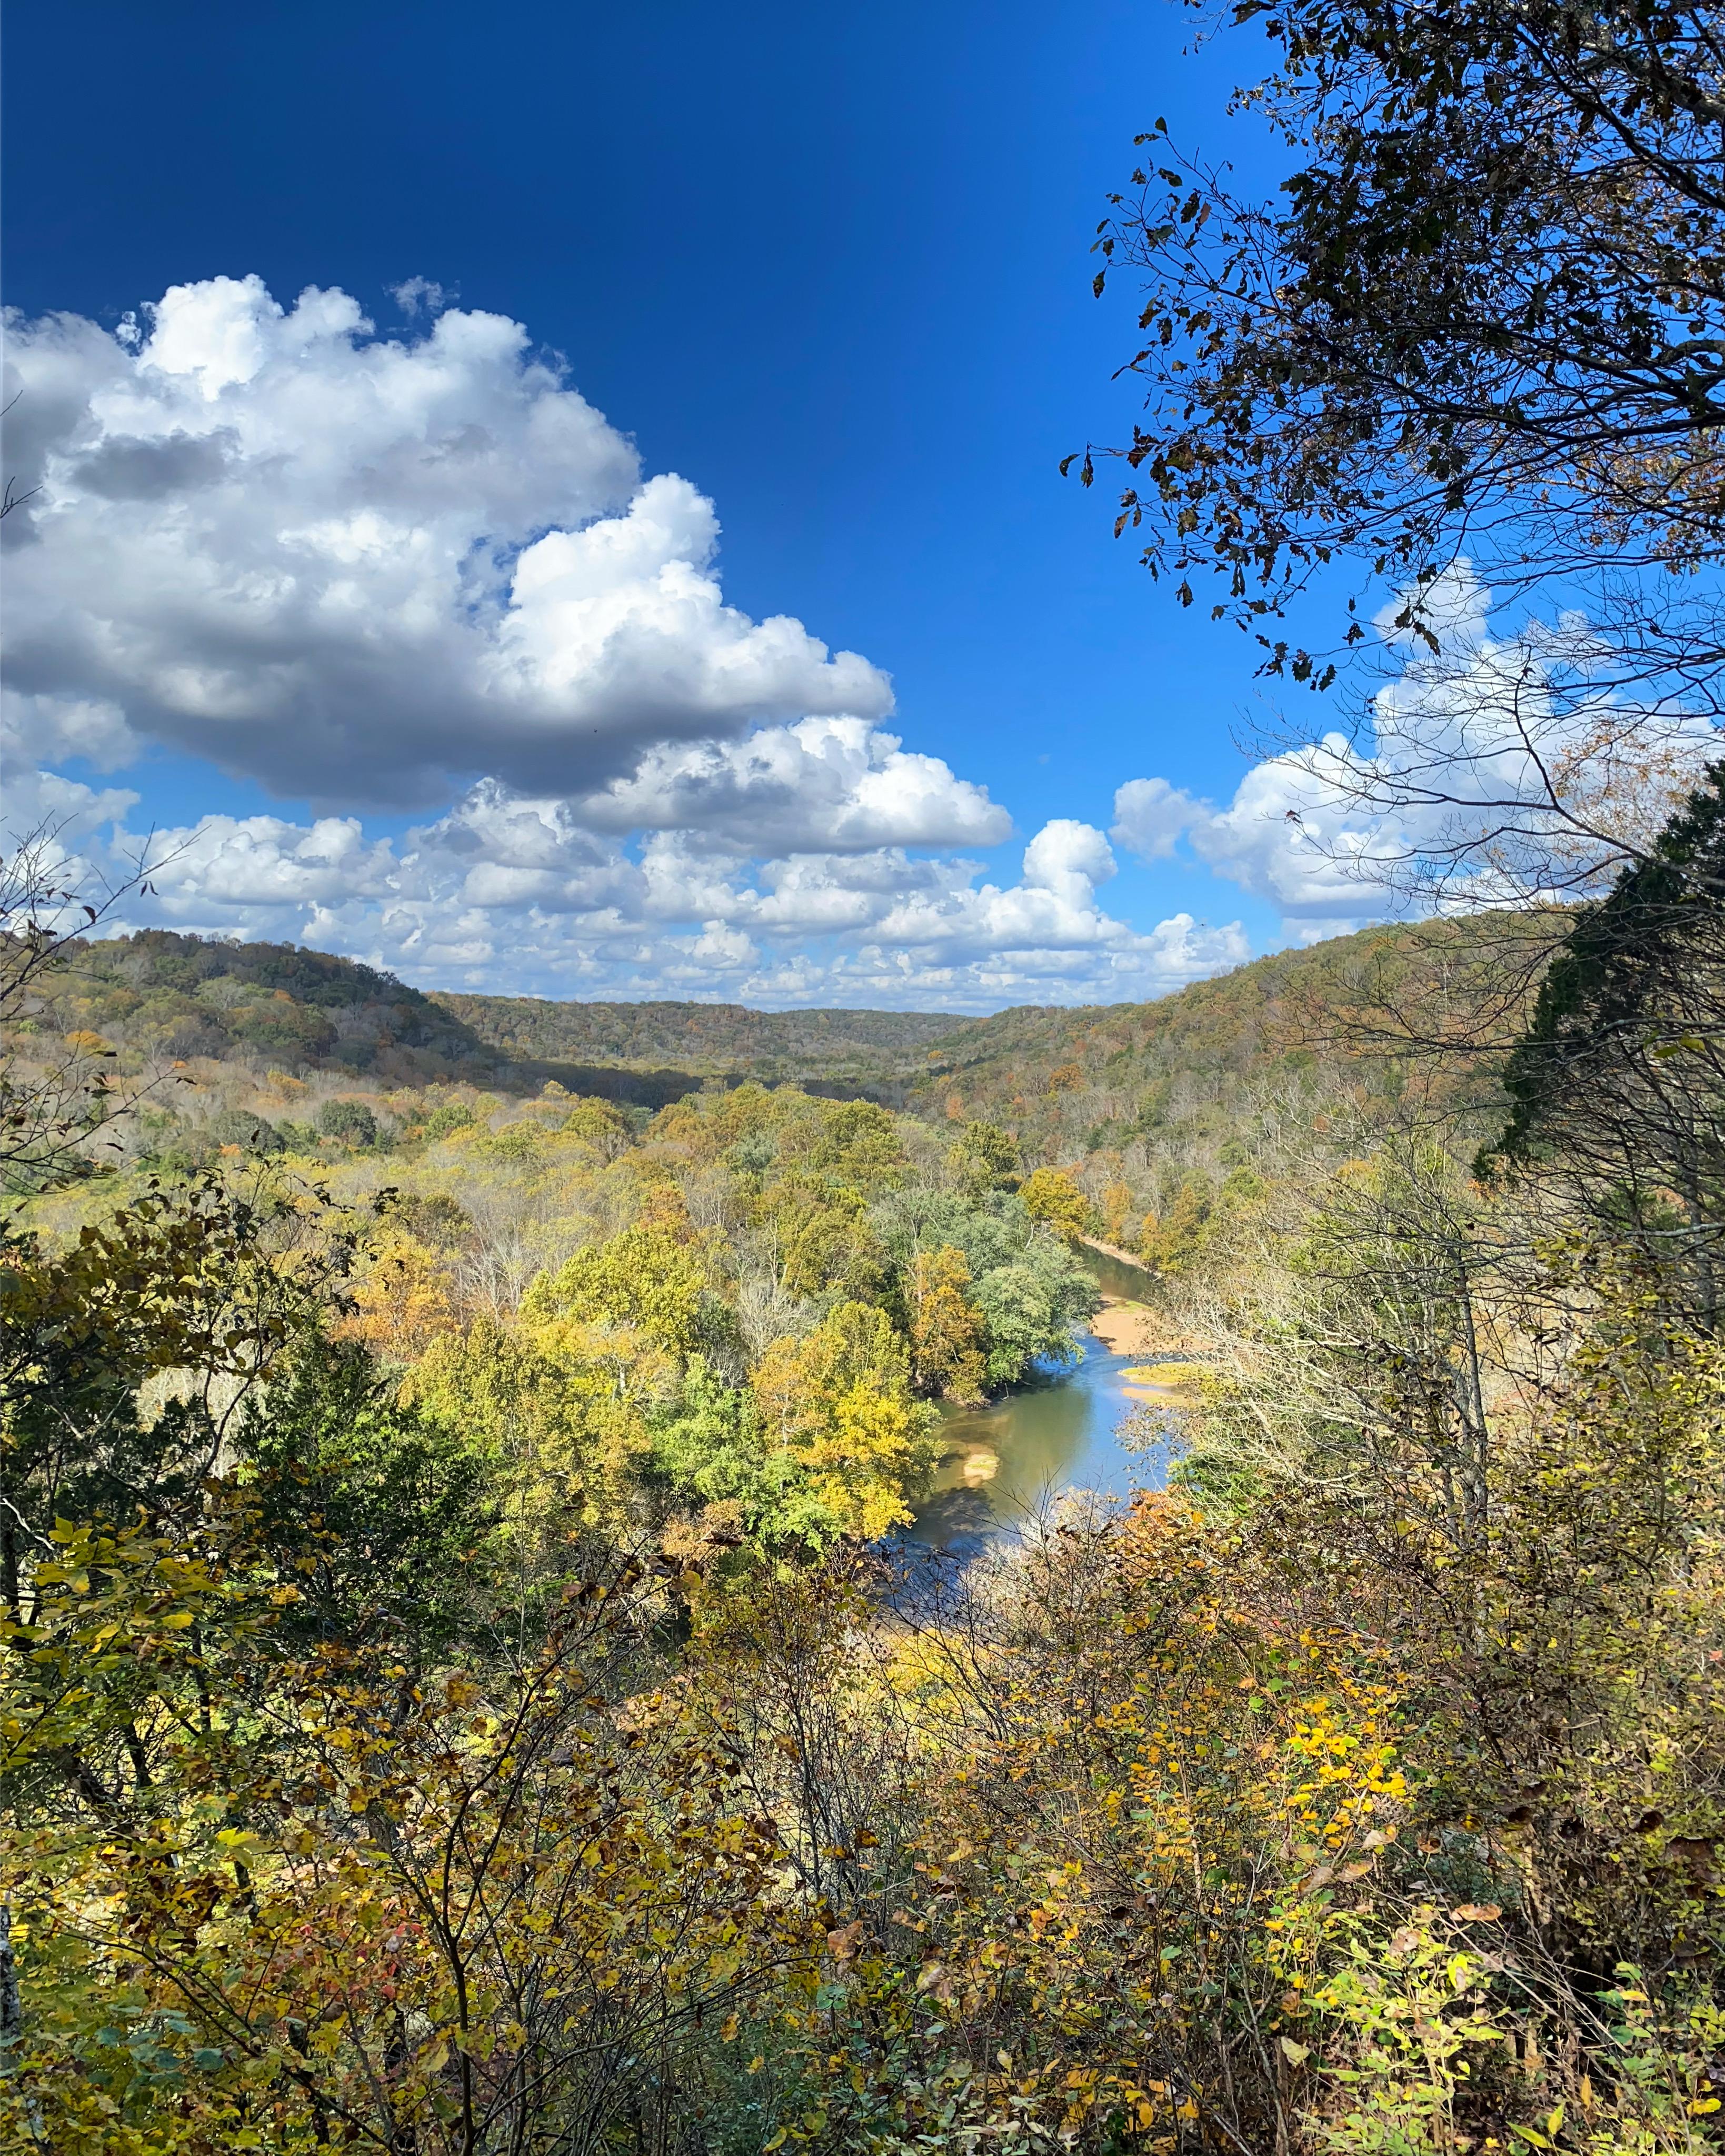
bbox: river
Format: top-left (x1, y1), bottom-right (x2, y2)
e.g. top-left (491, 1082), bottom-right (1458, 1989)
top-left (909, 1247), bottom-right (1180, 1554)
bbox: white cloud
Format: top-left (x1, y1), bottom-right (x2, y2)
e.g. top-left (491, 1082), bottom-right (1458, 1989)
top-left (4, 272), bottom-right (1254, 1012)
top-left (3, 275), bottom-right (889, 807)
top-left (62, 795), bottom-right (1243, 1010)
top-left (388, 277), bottom-right (453, 318)
top-left (143, 814), bottom-right (401, 911)
top-left (569, 715), bottom-right (1010, 852)
top-left (1161, 732), bottom-right (1415, 933)
top-left (1113, 574), bottom-right (1722, 938)
top-left (2, 688), bottom-right (139, 773)
top-left (0, 763), bottom-right (140, 842)
top-left (1109, 776), bottom-right (1195, 863)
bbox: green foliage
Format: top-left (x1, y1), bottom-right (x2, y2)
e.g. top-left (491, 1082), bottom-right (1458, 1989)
top-left (1139, 1177), bottom-right (1214, 1273)
top-left (1484, 765), bottom-right (1725, 1315)
top-left (400, 1313), bottom-right (611, 1534)
top-left (313, 1096), bottom-right (379, 1147)
top-left (807, 1098), bottom-right (906, 1193)
top-left (948, 1118), bottom-right (1023, 1190)
top-left (649, 1360), bottom-right (839, 1545)
top-left (968, 1233), bottom-right (1098, 1385)
top-left (237, 1334), bottom-right (495, 1656)
top-left (418, 1097), bottom-right (476, 1139)
top-left (525, 1220), bottom-right (713, 1361)
top-left (904, 1243), bottom-right (986, 1402)
top-left (16, 869), bottom-right (1725, 2156)
top-left (205, 1106), bottom-right (285, 1155)
top-left (435, 987), bottom-right (964, 1081)
top-left (0, 1170), bottom-right (365, 1573)
top-left (1, 1527), bottom-right (804, 2156)
top-left (553, 1093), bottom-right (631, 1152)
top-left (390, 1187), bottom-right (473, 1246)
top-left (11, 916), bottom-right (1546, 1307)
top-left (890, 913), bottom-right (1544, 1291)
top-left (870, 1186), bottom-right (1098, 1388)
top-left (33, 927), bottom-right (480, 1076)
top-left (752, 1301), bottom-right (945, 1539)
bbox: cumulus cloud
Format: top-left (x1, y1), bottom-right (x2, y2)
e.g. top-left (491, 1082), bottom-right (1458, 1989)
top-left (3, 275), bottom-right (889, 806)
top-left (570, 716), bottom-right (1011, 853)
top-left (60, 795), bottom-right (1242, 1009)
top-left (1, 763), bottom-right (140, 843)
top-left (1107, 776), bottom-right (1195, 864)
top-left (1116, 738), bottom-right (1415, 943)
top-left (143, 814), bottom-right (401, 912)
top-left (1113, 570), bottom-right (1723, 941)
top-left (2, 687), bottom-right (138, 775)
top-left (4, 272), bottom-right (1253, 1010)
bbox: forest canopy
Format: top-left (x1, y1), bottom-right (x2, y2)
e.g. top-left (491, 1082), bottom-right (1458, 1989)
top-left (5, 814), bottom-right (1724, 2153)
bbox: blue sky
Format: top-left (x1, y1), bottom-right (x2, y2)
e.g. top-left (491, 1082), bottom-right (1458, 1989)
top-left (4, 0), bottom-right (1417, 1009)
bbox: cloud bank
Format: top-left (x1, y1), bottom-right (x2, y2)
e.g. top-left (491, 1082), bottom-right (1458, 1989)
top-left (4, 276), bottom-right (888, 807)
top-left (3, 275), bottom-right (1248, 1008)
top-left (21, 285), bottom-right (1663, 1009)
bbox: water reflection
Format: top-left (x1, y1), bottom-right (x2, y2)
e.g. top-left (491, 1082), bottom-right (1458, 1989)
top-left (910, 1318), bottom-right (1178, 1555)
top-left (1084, 1246), bottom-right (1164, 1302)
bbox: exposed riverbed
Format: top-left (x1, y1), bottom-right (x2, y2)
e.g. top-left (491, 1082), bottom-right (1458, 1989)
top-left (909, 1247), bottom-right (1185, 1554)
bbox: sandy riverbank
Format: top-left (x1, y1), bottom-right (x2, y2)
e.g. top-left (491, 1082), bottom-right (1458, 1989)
top-left (1088, 1295), bottom-right (1211, 1359)
top-left (1088, 1297), bottom-right (1161, 1355)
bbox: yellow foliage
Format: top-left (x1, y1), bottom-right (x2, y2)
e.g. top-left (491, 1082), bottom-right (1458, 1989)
top-left (340, 1230), bottom-right (460, 1356)
top-left (401, 1312), bottom-right (647, 1530)
top-left (752, 1301), bottom-right (943, 1536)
top-left (2, 1526), bottom-right (802, 2155)
top-left (1136, 1178), bottom-right (1212, 1270)
top-left (906, 1242), bottom-right (986, 1402)
top-left (1021, 1165), bottom-right (1092, 1244)
top-left (523, 1220), bottom-right (709, 1360)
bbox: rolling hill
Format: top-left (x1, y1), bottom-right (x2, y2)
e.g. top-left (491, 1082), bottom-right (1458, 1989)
top-left (22, 932), bottom-right (952, 1106)
top-left (427, 991), bottom-right (963, 1085)
top-left (19, 915), bottom-right (1550, 1229)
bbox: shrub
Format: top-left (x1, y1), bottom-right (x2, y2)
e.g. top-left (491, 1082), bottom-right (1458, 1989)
top-left (419, 1099), bottom-right (476, 1140)
top-left (206, 1106), bottom-right (287, 1155)
top-left (315, 1097), bottom-right (380, 1147)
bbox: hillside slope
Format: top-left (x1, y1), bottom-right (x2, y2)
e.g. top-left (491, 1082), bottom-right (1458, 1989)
top-left (22, 933), bottom-right (953, 1104)
top-left (428, 991), bottom-right (962, 1083)
top-left (905, 909), bottom-right (1556, 1264)
top-left (913, 910), bottom-right (1552, 1121)
top-left (32, 930), bottom-right (493, 1077)
top-left (17, 917), bottom-right (1551, 1256)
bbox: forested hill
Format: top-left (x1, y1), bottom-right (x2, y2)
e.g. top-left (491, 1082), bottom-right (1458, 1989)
top-left (29, 916), bottom-right (1549, 1139)
top-left (885, 909), bottom-right (1558, 1268)
top-left (28, 931), bottom-right (959, 1104)
top-left (903, 909), bottom-right (1552, 1153)
top-left (38, 929), bottom-right (491, 1076)
top-left (427, 990), bottom-right (963, 1082)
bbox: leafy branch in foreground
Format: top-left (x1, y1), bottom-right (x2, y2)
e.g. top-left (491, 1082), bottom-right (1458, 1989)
top-left (1083, 0), bottom-right (1725, 695)
top-left (0, 827), bottom-right (168, 1197)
